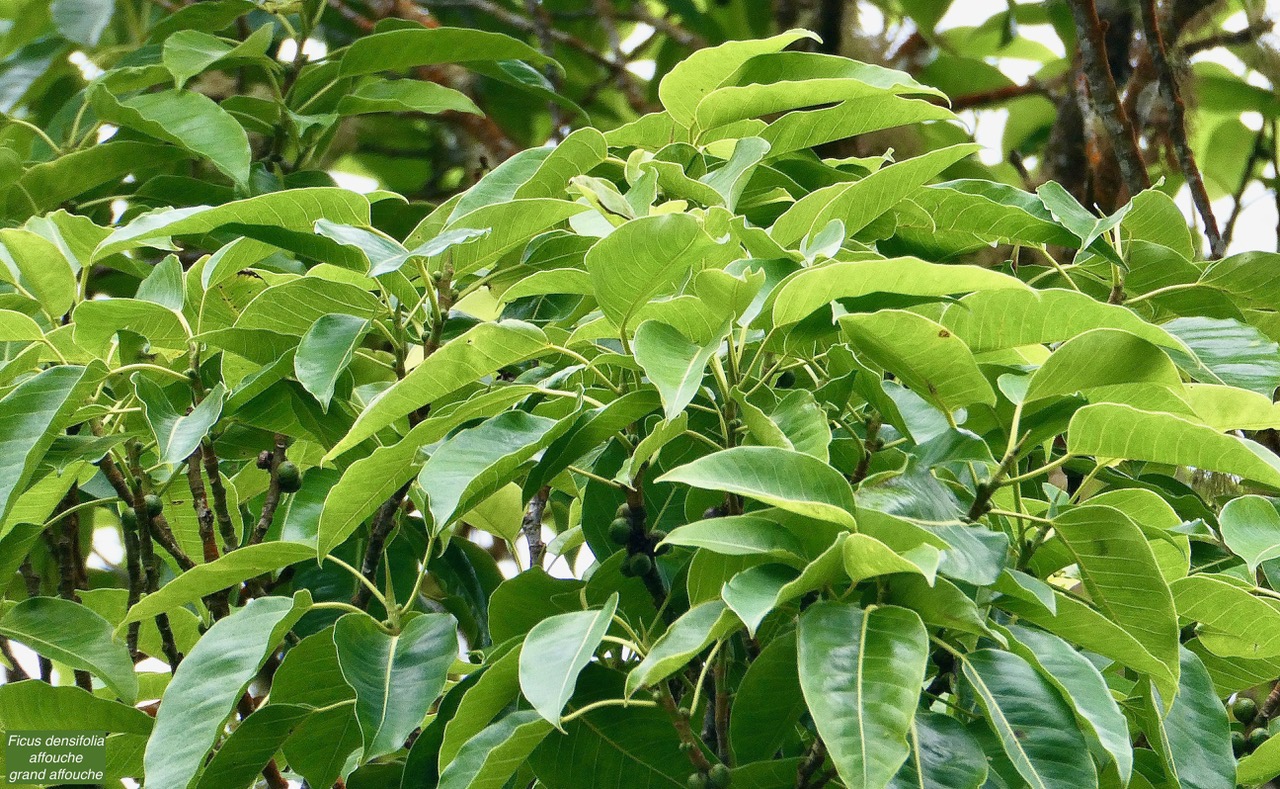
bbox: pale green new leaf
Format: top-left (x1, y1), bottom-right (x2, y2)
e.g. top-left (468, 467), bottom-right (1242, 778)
top-left (625, 600), bottom-right (740, 695)
top-left (294, 314), bottom-right (370, 411)
top-left (633, 319), bottom-right (725, 420)
top-left (134, 375), bottom-right (226, 467)
top-left (1220, 495), bottom-right (1280, 572)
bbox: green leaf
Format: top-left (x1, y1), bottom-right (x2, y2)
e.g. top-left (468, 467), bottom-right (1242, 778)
top-left (0, 597), bottom-right (136, 702)
top-left (326, 321), bottom-right (548, 461)
top-left (1036, 180), bottom-right (1127, 263)
top-left (1141, 648), bottom-right (1235, 789)
top-left (418, 410), bottom-right (564, 533)
top-left (73, 298), bottom-right (191, 356)
top-left (771, 256), bottom-right (1029, 327)
top-left (96, 188), bottom-right (370, 260)
top-left (625, 600), bottom-right (740, 695)
top-left (120, 541), bottom-right (314, 626)
top-left (339, 27), bottom-right (555, 77)
top-left (798, 602), bottom-right (928, 789)
top-left (961, 649), bottom-right (1098, 789)
top-left (134, 375), bottom-right (226, 467)
top-left (658, 30), bottom-right (819, 126)
top-left (0, 681), bottom-right (152, 733)
top-left (890, 711), bottom-right (988, 789)
top-left (0, 309), bottom-right (43, 341)
top-left (771, 143), bottom-right (981, 246)
top-left (722, 535), bottom-right (847, 636)
top-left (0, 364), bottom-right (96, 523)
top-left (659, 515), bottom-right (806, 563)
top-left (334, 612), bottom-right (458, 760)
top-left (730, 631), bottom-right (805, 764)
top-left (194, 704), bottom-right (313, 789)
top-left (1161, 316), bottom-right (1280, 396)
top-left (939, 287), bottom-right (1185, 354)
top-left (143, 592), bottom-right (311, 789)
top-left (528, 697), bottom-right (689, 788)
top-left (842, 533), bottom-right (939, 585)
top-left (438, 710), bottom-right (554, 789)
top-left (1171, 574), bottom-right (1280, 659)
top-left (294, 314), bottom-right (370, 411)
top-left (1051, 505), bottom-right (1180, 682)
top-left (585, 213), bottom-right (728, 331)
top-left (1023, 329), bottom-right (1182, 402)
top-left (657, 446), bottom-right (857, 528)
top-left (51, 0), bottom-right (114, 45)
top-left (1067, 404), bottom-right (1280, 489)
top-left (519, 594), bottom-right (618, 729)
top-left (1238, 730), bottom-right (1280, 786)
top-left (633, 319), bottom-right (725, 420)
top-left (840, 310), bottom-right (995, 411)
top-left (0, 228), bottom-right (77, 317)
top-left (93, 87), bottom-right (252, 188)
top-left (1220, 495), bottom-right (1280, 573)
top-left (336, 79), bottom-right (481, 117)
top-left (162, 26), bottom-right (273, 89)
top-left (1003, 624), bottom-right (1132, 783)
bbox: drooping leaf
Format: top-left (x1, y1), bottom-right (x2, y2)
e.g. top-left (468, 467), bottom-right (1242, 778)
top-left (519, 594), bottom-right (618, 729)
top-left (294, 314), bottom-right (371, 411)
top-left (798, 602), bottom-right (928, 789)
top-left (0, 596), bottom-right (136, 702)
top-left (334, 612), bottom-right (458, 760)
top-left (625, 600), bottom-right (740, 695)
top-left (143, 592), bottom-right (311, 789)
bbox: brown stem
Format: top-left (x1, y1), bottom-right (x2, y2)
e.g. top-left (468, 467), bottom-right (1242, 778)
top-left (796, 737), bottom-right (828, 788)
top-left (850, 415), bottom-right (881, 484)
top-left (1067, 0), bottom-right (1152, 199)
top-left (1222, 132), bottom-right (1267, 250)
top-left (249, 433), bottom-right (289, 546)
top-left (713, 652), bottom-right (731, 764)
top-left (659, 684), bottom-right (714, 772)
top-left (201, 442), bottom-right (240, 551)
top-left (187, 450), bottom-right (221, 564)
top-left (1138, 0), bottom-right (1224, 257)
top-left (522, 487), bottom-right (549, 568)
top-left (1181, 18), bottom-right (1273, 56)
top-left (351, 483), bottom-right (411, 609)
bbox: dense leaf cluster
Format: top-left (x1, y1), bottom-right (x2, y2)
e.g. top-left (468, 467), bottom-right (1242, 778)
top-left (7, 4), bottom-right (1280, 789)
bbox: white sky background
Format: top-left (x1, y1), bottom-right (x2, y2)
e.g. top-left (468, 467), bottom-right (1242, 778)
top-left (937, 0), bottom-right (1280, 254)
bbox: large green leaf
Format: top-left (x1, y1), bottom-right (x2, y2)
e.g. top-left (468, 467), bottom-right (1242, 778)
top-left (721, 535), bottom-right (847, 635)
top-left (334, 612), bottom-right (458, 760)
top-left (95, 188), bottom-right (370, 260)
top-left (1141, 648), bottom-right (1235, 789)
top-left (339, 27), bottom-right (554, 76)
top-left (325, 321), bottom-right (548, 460)
top-left (438, 710), bottom-right (554, 789)
top-left (889, 711), bottom-right (988, 789)
top-left (0, 364), bottom-right (96, 523)
top-left (659, 515), bottom-right (805, 564)
top-left (529, 697), bottom-right (689, 788)
top-left (143, 592), bottom-right (311, 789)
top-left (797, 602), bottom-right (928, 789)
top-left (1171, 574), bottom-right (1280, 659)
top-left (624, 600), bottom-right (739, 695)
top-left (633, 319), bottom-right (725, 420)
top-left (73, 298), bottom-right (190, 356)
top-left (0, 681), bottom-right (152, 733)
top-left (657, 446), bottom-right (857, 528)
top-left (194, 704), bottom-right (312, 789)
top-left (418, 410), bottom-right (564, 533)
top-left (1067, 404), bottom-right (1280, 489)
top-left (0, 228), bottom-right (77, 317)
top-left (585, 213), bottom-right (728, 331)
top-left (1023, 329), bottom-right (1182, 402)
top-left (840, 310), bottom-right (995, 411)
top-left (961, 649), bottom-right (1098, 789)
top-left (1050, 506), bottom-right (1179, 682)
top-left (770, 143), bottom-right (980, 246)
top-left (657, 30), bottom-right (818, 126)
top-left (120, 541), bottom-right (314, 626)
top-left (93, 87), bottom-right (252, 187)
top-left (315, 433), bottom-right (422, 558)
top-left (771, 257), bottom-right (1027, 327)
top-left (1161, 316), bottom-right (1280, 396)
top-left (1004, 624), bottom-right (1132, 783)
top-left (0, 597), bottom-right (136, 702)
top-left (519, 594), bottom-right (617, 729)
top-left (730, 631), bottom-right (805, 764)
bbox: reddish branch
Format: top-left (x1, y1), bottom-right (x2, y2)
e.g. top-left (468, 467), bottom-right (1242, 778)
top-left (1138, 0), bottom-right (1224, 257)
top-left (1066, 0), bottom-right (1152, 200)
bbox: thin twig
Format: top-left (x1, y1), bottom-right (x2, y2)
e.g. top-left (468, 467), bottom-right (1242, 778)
top-left (1138, 0), bottom-right (1224, 257)
top-left (1067, 0), bottom-right (1152, 199)
top-left (522, 487), bottom-right (550, 568)
top-left (249, 433), bottom-right (289, 545)
top-left (1181, 17), bottom-right (1273, 56)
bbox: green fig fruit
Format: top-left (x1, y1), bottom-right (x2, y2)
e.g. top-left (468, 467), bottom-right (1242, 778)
top-left (277, 461), bottom-right (302, 493)
top-left (1235, 697), bottom-right (1259, 725)
top-left (609, 518), bottom-right (633, 545)
top-left (144, 493), bottom-right (163, 516)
